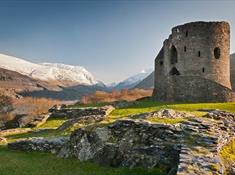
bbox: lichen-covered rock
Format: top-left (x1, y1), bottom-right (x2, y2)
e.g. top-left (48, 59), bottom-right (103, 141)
top-left (56, 105), bottom-right (114, 131)
top-left (8, 137), bottom-right (69, 154)
top-left (130, 109), bottom-right (194, 120)
top-left (63, 110), bottom-right (234, 174)
top-left (5, 113), bottom-right (51, 129)
top-left (49, 105), bottom-right (114, 119)
top-left (204, 110), bottom-right (235, 130)
top-left (57, 115), bottom-right (106, 131)
top-left (63, 119), bottom-right (181, 172)
top-left (228, 163), bottom-right (235, 175)
top-left (0, 120), bottom-right (5, 130)
top-left (7, 109), bottom-right (235, 175)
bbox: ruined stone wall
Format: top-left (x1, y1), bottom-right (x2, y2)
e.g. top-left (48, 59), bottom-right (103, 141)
top-left (154, 76), bottom-right (235, 102)
top-left (153, 21), bottom-right (234, 102)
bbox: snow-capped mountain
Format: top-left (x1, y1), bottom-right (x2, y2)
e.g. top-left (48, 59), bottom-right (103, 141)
top-left (0, 53), bottom-right (98, 85)
top-left (107, 82), bottom-right (118, 88)
top-left (112, 68), bottom-right (153, 90)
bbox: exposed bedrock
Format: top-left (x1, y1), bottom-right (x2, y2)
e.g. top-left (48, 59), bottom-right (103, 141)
top-left (49, 105), bottom-right (114, 119)
top-left (8, 109), bottom-right (235, 175)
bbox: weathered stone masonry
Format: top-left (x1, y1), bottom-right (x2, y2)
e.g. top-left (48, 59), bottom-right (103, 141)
top-left (153, 21), bottom-right (235, 102)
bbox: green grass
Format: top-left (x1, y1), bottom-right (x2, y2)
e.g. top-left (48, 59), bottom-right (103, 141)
top-left (220, 139), bottom-right (235, 164)
top-left (0, 146), bottom-right (165, 175)
top-left (68, 102), bottom-right (111, 108)
top-left (111, 100), bottom-right (235, 117)
top-left (2, 99), bottom-right (235, 175)
top-left (7, 100), bottom-right (235, 143)
top-left (38, 118), bottom-right (67, 129)
top-left (5, 129), bottom-right (67, 143)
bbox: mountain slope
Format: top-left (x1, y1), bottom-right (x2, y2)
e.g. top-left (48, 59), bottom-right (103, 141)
top-left (136, 53), bottom-right (235, 90)
top-left (134, 72), bottom-right (154, 89)
top-left (0, 67), bottom-right (44, 91)
top-left (113, 69), bottom-right (153, 90)
top-left (0, 54), bottom-right (97, 86)
top-left (0, 53), bottom-right (107, 100)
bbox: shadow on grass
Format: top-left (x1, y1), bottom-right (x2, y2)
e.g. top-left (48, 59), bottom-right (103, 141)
top-left (0, 145), bottom-right (166, 175)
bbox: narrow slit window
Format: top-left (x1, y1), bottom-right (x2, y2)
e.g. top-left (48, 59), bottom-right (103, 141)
top-left (170, 45), bottom-right (178, 64)
top-left (202, 68), bottom-right (205, 73)
top-left (214, 47), bottom-right (221, 59)
top-left (184, 46), bottom-right (186, 52)
top-left (185, 31), bottom-right (188, 37)
top-left (198, 51), bottom-right (201, 57)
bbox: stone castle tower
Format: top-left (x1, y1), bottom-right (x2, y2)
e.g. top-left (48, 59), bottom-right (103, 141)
top-left (153, 21), bottom-right (235, 102)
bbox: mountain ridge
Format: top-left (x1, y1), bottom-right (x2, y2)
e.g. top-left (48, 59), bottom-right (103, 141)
top-left (111, 69), bottom-right (153, 90)
top-left (0, 53), bottom-right (98, 86)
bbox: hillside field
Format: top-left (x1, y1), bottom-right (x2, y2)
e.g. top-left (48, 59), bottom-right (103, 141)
top-left (1, 100), bottom-right (235, 175)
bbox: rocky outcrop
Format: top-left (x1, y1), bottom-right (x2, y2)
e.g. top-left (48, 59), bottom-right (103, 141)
top-left (228, 163), bottom-right (235, 175)
top-left (130, 108), bottom-right (194, 120)
top-left (53, 105), bottom-right (115, 131)
top-left (49, 105), bottom-right (114, 119)
top-left (64, 119), bottom-right (181, 172)
top-left (5, 113), bottom-right (50, 129)
top-left (8, 137), bottom-right (69, 154)
top-left (0, 128), bottom-right (32, 137)
top-left (57, 114), bottom-right (107, 131)
top-left (7, 109), bottom-right (235, 175)
top-left (0, 121), bottom-right (5, 130)
top-left (177, 118), bottom-right (226, 175)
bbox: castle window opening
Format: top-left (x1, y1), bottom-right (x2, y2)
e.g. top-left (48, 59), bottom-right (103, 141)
top-left (170, 45), bottom-right (178, 64)
top-left (185, 31), bottom-right (188, 37)
top-left (160, 61), bottom-right (163, 65)
top-left (184, 46), bottom-right (187, 52)
top-left (169, 67), bottom-right (180, 76)
top-left (202, 67), bottom-right (205, 73)
top-left (198, 51), bottom-right (201, 57)
top-left (214, 47), bottom-right (221, 59)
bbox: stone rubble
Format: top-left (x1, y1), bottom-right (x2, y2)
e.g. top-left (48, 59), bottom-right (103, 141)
top-left (49, 105), bottom-right (114, 119)
top-left (228, 163), bottom-right (235, 175)
top-left (56, 105), bottom-right (115, 131)
top-left (7, 109), bottom-right (235, 175)
top-left (4, 113), bottom-right (51, 129)
top-left (130, 108), bottom-right (194, 120)
top-left (8, 137), bottom-right (69, 154)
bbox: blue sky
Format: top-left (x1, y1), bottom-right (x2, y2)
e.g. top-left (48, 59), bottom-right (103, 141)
top-left (0, 0), bottom-right (234, 83)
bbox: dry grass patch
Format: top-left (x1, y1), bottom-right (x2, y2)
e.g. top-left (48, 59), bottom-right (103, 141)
top-left (13, 97), bottom-right (62, 116)
top-left (80, 88), bottom-right (152, 104)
